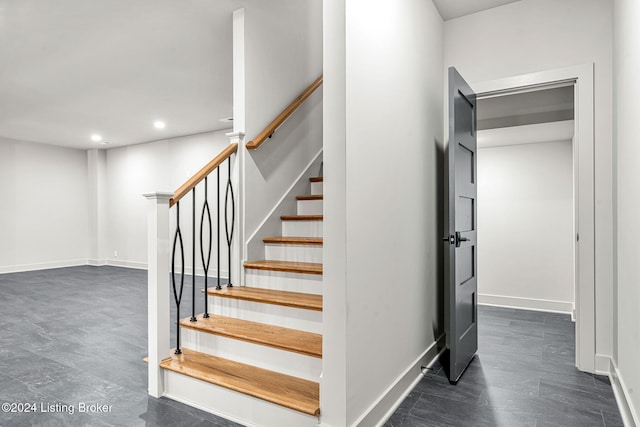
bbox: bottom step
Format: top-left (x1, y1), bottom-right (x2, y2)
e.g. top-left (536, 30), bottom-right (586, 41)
top-left (160, 348), bottom-right (320, 416)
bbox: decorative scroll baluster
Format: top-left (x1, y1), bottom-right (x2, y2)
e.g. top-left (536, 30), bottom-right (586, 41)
top-left (200, 177), bottom-right (212, 318)
top-left (190, 188), bottom-right (197, 322)
top-left (225, 157), bottom-right (235, 288)
top-left (171, 202), bottom-right (185, 354)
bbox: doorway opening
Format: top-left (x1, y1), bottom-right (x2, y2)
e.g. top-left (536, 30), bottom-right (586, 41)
top-left (472, 64), bottom-right (595, 373)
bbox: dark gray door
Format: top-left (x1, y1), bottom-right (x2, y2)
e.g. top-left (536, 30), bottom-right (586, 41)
top-left (445, 67), bottom-right (478, 384)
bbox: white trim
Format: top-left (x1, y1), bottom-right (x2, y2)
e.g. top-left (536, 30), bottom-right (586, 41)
top-left (349, 334), bottom-right (445, 427)
top-left (0, 259), bottom-right (88, 274)
top-left (478, 294), bottom-right (573, 314)
top-left (87, 259), bottom-right (108, 267)
top-left (106, 259), bottom-right (148, 270)
top-left (472, 63), bottom-right (596, 373)
top-left (610, 358), bottom-right (640, 427)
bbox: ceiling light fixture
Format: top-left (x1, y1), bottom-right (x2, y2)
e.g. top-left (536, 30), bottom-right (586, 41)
top-left (154, 120), bottom-right (166, 129)
top-left (91, 134), bottom-right (102, 142)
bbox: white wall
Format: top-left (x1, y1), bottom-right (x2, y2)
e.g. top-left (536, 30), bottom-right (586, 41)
top-left (444, 0), bottom-right (614, 366)
top-left (240, 0), bottom-right (324, 244)
top-left (0, 137), bottom-right (89, 272)
top-left (324, 0), bottom-right (444, 425)
top-left (613, 0), bottom-right (640, 423)
top-left (105, 130), bottom-right (231, 271)
top-left (478, 140), bottom-right (574, 312)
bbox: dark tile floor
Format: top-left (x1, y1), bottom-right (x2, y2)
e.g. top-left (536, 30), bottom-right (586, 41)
top-left (386, 306), bottom-right (624, 427)
top-left (0, 266), bottom-right (239, 427)
top-left (0, 266), bottom-right (624, 426)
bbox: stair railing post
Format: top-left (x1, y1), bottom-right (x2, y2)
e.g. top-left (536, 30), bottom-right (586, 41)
top-left (144, 191), bottom-right (173, 398)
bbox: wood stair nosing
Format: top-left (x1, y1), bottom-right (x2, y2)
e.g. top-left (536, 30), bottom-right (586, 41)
top-left (160, 348), bottom-right (320, 416)
top-left (280, 215), bottom-right (323, 221)
top-left (180, 313), bottom-right (322, 358)
top-left (243, 260), bottom-right (323, 275)
top-left (263, 236), bottom-right (323, 246)
top-left (296, 194), bottom-right (323, 201)
top-left (208, 286), bottom-right (322, 311)
top-left (309, 177), bottom-right (323, 183)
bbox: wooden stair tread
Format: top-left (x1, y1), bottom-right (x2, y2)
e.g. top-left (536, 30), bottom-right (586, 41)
top-left (180, 314), bottom-right (322, 358)
top-left (309, 177), bottom-right (323, 182)
top-left (208, 286), bottom-right (322, 311)
top-left (263, 236), bottom-right (323, 246)
top-left (160, 348), bottom-right (320, 416)
top-left (296, 194), bottom-right (323, 201)
top-left (244, 260), bottom-right (323, 275)
top-left (281, 215), bottom-right (323, 221)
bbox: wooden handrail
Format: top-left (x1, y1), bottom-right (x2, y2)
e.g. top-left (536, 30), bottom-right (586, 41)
top-left (170, 143), bottom-right (238, 207)
top-left (246, 75), bottom-right (323, 150)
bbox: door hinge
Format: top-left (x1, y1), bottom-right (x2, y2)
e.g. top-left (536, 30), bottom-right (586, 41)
top-left (576, 233), bottom-right (580, 242)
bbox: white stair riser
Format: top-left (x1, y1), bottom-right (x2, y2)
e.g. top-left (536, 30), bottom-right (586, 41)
top-left (164, 372), bottom-right (319, 427)
top-left (206, 297), bottom-right (322, 333)
top-left (310, 182), bottom-right (323, 195)
top-left (244, 270), bottom-right (322, 295)
top-left (297, 199), bottom-right (323, 215)
top-left (265, 244), bottom-right (323, 263)
top-left (180, 330), bottom-right (321, 381)
top-left (282, 220), bottom-right (323, 237)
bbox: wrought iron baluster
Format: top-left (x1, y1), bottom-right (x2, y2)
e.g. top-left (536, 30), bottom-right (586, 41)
top-left (190, 188), bottom-right (197, 322)
top-left (200, 177), bottom-right (212, 318)
top-left (225, 157), bottom-right (235, 288)
top-left (171, 202), bottom-right (185, 354)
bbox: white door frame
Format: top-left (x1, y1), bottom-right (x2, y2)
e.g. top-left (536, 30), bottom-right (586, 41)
top-left (471, 64), bottom-right (595, 373)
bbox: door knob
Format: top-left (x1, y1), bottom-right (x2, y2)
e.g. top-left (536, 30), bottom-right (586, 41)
top-left (455, 232), bottom-right (469, 247)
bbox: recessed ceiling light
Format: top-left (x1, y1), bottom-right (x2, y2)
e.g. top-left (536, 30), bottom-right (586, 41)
top-left (101, 141), bottom-right (112, 145)
top-left (154, 120), bottom-right (166, 129)
top-left (91, 134), bottom-right (102, 142)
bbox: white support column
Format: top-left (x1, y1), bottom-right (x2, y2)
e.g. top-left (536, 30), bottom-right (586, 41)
top-left (144, 191), bottom-right (173, 398)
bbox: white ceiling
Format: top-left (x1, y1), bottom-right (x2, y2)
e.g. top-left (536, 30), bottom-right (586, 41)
top-left (0, 0), bottom-right (249, 150)
top-left (1, 0), bottom-right (525, 151)
top-left (432, 0), bottom-right (522, 21)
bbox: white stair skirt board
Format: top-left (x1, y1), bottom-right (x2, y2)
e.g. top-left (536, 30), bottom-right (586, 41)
top-left (164, 371), bottom-right (319, 427)
top-left (207, 297), bottom-right (323, 334)
top-left (297, 199), bottom-right (323, 215)
top-left (244, 270), bottom-right (323, 295)
top-left (181, 329), bottom-right (321, 381)
top-left (310, 182), bottom-right (323, 195)
top-left (265, 244), bottom-right (323, 263)
top-left (478, 294), bottom-right (573, 314)
top-left (282, 220), bottom-right (323, 238)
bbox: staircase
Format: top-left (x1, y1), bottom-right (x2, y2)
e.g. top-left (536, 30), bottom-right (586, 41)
top-left (160, 176), bottom-right (324, 427)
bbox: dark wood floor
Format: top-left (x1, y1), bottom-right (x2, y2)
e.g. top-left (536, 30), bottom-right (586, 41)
top-left (386, 306), bottom-right (624, 426)
top-left (0, 266), bottom-right (624, 426)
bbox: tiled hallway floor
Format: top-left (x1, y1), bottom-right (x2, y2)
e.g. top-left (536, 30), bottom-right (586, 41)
top-left (0, 267), bottom-right (624, 426)
top-left (386, 306), bottom-right (624, 426)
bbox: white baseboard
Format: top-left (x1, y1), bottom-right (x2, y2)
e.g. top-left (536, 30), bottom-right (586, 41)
top-left (478, 293), bottom-right (573, 314)
top-left (350, 334), bottom-right (445, 427)
top-left (106, 259), bottom-right (148, 270)
top-left (610, 358), bottom-right (640, 427)
top-left (88, 259), bottom-right (108, 266)
top-left (0, 259), bottom-right (88, 274)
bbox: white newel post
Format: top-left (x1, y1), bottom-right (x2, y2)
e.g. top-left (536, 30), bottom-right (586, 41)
top-left (144, 191), bottom-right (173, 398)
